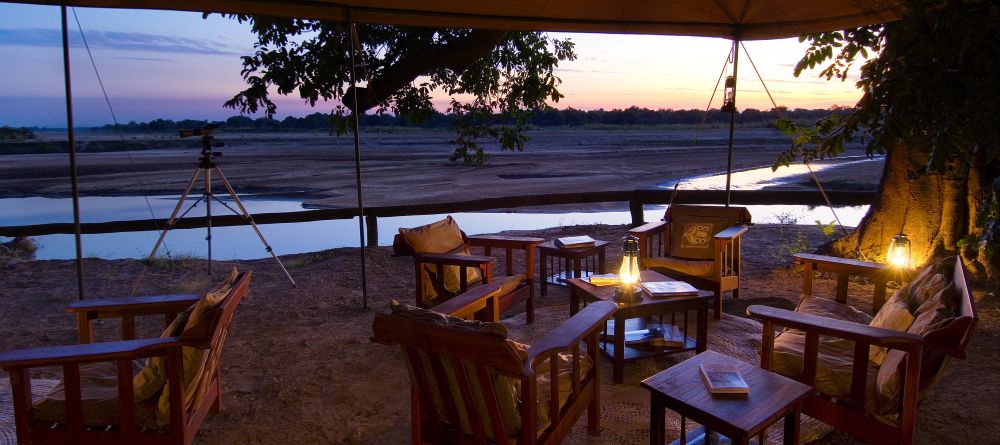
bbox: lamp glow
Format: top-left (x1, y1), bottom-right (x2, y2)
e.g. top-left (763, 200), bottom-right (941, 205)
top-left (887, 233), bottom-right (911, 268)
top-left (617, 235), bottom-right (641, 302)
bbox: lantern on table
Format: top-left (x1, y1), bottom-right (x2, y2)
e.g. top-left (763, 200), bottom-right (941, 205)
top-left (616, 235), bottom-right (641, 303)
top-left (887, 233), bottom-right (911, 268)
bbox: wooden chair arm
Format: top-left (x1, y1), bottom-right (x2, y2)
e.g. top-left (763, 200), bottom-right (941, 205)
top-left (413, 252), bottom-right (495, 267)
top-left (466, 235), bottom-right (544, 250)
top-left (432, 284), bottom-right (502, 320)
top-left (747, 305), bottom-right (924, 346)
top-left (0, 337), bottom-right (178, 369)
top-left (793, 253), bottom-right (886, 275)
top-left (524, 301), bottom-right (616, 372)
top-left (714, 224), bottom-right (749, 240)
top-left (629, 220), bottom-right (667, 236)
top-left (66, 294), bottom-right (200, 316)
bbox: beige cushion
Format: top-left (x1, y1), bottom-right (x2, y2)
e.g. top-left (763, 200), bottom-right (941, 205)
top-left (868, 291), bottom-right (916, 366)
top-left (153, 266), bottom-right (239, 428)
top-left (669, 215), bottom-right (729, 260)
top-left (875, 282), bottom-right (957, 413)
top-left (643, 255), bottom-right (714, 278)
top-left (34, 362), bottom-right (158, 429)
top-left (770, 295), bottom-right (873, 400)
top-left (494, 273), bottom-right (526, 297)
top-left (131, 306), bottom-right (193, 402)
top-left (399, 216), bottom-right (483, 301)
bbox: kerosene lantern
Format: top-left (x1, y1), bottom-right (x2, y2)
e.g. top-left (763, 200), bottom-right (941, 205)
top-left (887, 233), bottom-right (911, 268)
top-left (616, 235), bottom-right (641, 303)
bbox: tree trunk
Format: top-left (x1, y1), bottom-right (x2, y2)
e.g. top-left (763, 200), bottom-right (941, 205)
top-left (828, 142), bottom-right (998, 277)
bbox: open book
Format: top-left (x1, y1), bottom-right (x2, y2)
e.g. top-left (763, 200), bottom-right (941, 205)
top-left (555, 235), bottom-right (596, 249)
top-left (640, 281), bottom-right (699, 297)
top-left (699, 363), bottom-right (750, 394)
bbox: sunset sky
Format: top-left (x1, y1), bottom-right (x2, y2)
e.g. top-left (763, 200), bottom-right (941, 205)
top-left (0, 4), bottom-right (866, 128)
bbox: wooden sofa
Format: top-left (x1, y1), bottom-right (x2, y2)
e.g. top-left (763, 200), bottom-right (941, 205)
top-left (0, 270), bottom-right (252, 445)
top-left (748, 255), bottom-right (976, 445)
top-left (630, 204), bottom-right (751, 319)
top-left (372, 284), bottom-right (616, 445)
top-left (393, 215), bottom-right (544, 323)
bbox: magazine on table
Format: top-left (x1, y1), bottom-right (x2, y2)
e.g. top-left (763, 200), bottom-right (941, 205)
top-left (699, 363), bottom-right (750, 395)
top-left (639, 281), bottom-right (699, 297)
top-left (584, 273), bottom-right (619, 286)
top-left (555, 235), bottom-right (596, 249)
top-left (624, 324), bottom-right (686, 348)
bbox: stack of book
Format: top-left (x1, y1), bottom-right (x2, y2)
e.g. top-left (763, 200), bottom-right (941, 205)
top-left (624, 324), bottom-right (687, 348)
top-left (699, 363), bottom-right (750, 395)
top-left (585, 273), bottom-right (619, 286)
top-left (639, 281), bottom-right (699, 298)
top-left (555, 235), bottom-right (596, 249)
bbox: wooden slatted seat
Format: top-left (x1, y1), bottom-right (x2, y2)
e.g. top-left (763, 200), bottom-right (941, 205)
top-left (0, 270), bottom-right (252, 445)
top-left (372, 284), bottom-right (616, 445)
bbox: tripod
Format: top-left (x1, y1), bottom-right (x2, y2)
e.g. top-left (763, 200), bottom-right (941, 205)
top-left (144, 125), bottom-right (296, 286)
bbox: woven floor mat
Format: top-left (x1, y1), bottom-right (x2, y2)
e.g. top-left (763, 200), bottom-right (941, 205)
top-left (1, 378), bottom-right (59, 445)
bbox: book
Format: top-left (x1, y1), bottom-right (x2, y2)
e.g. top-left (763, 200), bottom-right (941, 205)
top-left (623, 324), bottom-right (687, 348)
top-left (699, 363), bottom-right (750, 394)
top-left (585, 273), bottom-right (619, 286)
top-left (639, 281), bottom-right (699, 297)
top-left (555, 235), bottom-right (596, 249)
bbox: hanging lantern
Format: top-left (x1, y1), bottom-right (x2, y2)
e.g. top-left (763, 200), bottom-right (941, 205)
top-left (887, 233), bottom-right (911, 268)
top-left (721, 75), bottom-right (736, 113)
top-left (617, 235), bottom-right (641, 303)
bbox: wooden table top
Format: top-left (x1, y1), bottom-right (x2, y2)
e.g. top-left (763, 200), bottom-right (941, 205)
top-left (567, 270), bottom-right (713, 307)
top-left (641, 350), bottom-right (811, 433)
top-left (537, 239), bottom-right (611, 253)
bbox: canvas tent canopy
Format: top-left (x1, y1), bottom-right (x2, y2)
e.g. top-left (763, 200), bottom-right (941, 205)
top-left (9, 0), bottom-right (904, 40)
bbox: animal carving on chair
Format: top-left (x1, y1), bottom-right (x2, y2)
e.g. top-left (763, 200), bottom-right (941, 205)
top-left (680, 223), bottom-right (713, 249)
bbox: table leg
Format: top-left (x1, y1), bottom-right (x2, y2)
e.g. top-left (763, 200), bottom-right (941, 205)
top-left (599, 247), bottom-right (607, 274)
top-left (540, 251), bottom-right (548, 296)
top-left (783, 406), bottom-right (801, 445)
top-left (697, 304), bottom-right (708, 353)
top-left (801, 260), bottom-right (814, 298)
top-left (614, 313), bottom-right (625, 383)
top-left (570, 286), bottom-right (579, 315)
top-left (649, 393), bottom-right (665, 445)
top-left (573, 258), bottom-right (582, 279)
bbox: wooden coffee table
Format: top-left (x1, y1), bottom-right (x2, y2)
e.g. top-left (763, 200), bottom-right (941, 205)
top-left (538, 239), bottom-right (611, 296)
top-left (567, 270), bottom-right (712, 383)
top-left (642, 351), bottom-right (812, 445)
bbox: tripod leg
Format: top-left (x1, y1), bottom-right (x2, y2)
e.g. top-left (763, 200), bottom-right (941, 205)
top-left (145, 168), bottom-right (201, 262)
top-left (214, 167), bottom-right (297, 287)
top-left (205, 167), bottom-right (213, 275)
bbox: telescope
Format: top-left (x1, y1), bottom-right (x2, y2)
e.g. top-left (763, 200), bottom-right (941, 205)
top-left (178, 124), bottom-right (219, 139)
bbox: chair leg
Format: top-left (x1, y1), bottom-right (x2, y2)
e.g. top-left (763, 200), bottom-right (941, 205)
top-left (526, 290), bottom-right (535, 324)
top-left (714, 290), bottom-right (722, 320)
top-left (732, 286), bottom-right (740, 300)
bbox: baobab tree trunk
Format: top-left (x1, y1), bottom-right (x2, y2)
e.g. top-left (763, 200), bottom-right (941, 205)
top-left (828, 142), bottom-right (998, 277)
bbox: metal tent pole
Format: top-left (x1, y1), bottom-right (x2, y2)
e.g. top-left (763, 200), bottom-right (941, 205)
top-left (347, 14), bottom-right (369, 310)
top-left (61, 5), bottom-right (85, 300)
top-left (725, 38), bottom-right (739, 207)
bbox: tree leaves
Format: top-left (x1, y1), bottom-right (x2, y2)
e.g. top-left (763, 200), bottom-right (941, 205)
top-left (221, 17), bottom-right (576, 166)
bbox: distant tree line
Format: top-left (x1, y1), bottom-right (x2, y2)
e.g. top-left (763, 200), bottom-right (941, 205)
top-left (87, 106), bottom-right (840, 132)
top-left (0, 126), bottom-right (36, 140)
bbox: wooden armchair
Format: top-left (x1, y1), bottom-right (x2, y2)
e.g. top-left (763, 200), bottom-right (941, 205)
top-left (748, 255), bottom-right (976, 445)
top-left (372, 284), bottom-right (616, 445)
top-left (393, 215), bottom-right (544, 323)
top-left (0, 270), bottom-right (252, 445)
top-left (630, 204), bottom-right (750, 319)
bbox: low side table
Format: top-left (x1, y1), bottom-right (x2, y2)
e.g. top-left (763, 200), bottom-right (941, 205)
top-left (537, 239), bottom-right (610, 296)
top-left (642, 351), bottom-right (811, 445)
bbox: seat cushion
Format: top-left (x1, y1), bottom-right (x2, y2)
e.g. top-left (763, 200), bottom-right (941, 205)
top-left (494, 273), bottom-right (526, 297)
top-left (400, 216), bottom-right (483, 301)
top-left (643, 256), bottom-right (714, 278)
top-left (770, 295), bottom-right (873, 399)
top-left (34, 362), bottom-right (158, 429)
top-left (868, 291), bottom-right (916, 366)
top-left (669, 215), bottom-right (730, 260)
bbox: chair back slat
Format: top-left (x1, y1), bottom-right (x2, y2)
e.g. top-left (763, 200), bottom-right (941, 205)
top-left (448, 356), bottom-right (488, 444)
top-left (474, 364), bottom-right (510, 443)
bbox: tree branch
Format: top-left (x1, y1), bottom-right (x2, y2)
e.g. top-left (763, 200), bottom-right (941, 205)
top-left (344, 29), bottom-right (508, 112)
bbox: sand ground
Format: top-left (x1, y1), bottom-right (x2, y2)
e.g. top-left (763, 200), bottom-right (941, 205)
top-left (0, 223), bottom-right (996, 445)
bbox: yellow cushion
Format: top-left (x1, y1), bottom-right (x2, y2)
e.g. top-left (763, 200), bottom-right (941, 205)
top-left (153, 266), bottom-right (239, 427)
top-left (868, 291), bottom-right (916, 366)
top-left (399, 216), bottom-right (483, 301)
top-left (494, 273), bottom-right (526, 297)
top-left (131, 307), bottom-right (192, 402)
top-left (795, 294), bottom-right (873, 324)
top-left (643, 255), bottom-right (714, 278)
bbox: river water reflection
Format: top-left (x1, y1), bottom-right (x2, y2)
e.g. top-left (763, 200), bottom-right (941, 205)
top-left (1, 159), bottom-right (877, 260)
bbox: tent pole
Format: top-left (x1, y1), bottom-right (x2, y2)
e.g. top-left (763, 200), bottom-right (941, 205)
top-left (724, 38), bottom-right (739, 207)
top-left (61, 5), bottom-right (85, 300)
top-left (347, 13), bottom-right (368, 310)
